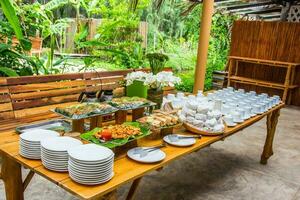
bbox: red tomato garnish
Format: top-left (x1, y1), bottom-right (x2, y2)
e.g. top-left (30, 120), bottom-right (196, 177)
top-left (101, 130), bottom-right (112, 141)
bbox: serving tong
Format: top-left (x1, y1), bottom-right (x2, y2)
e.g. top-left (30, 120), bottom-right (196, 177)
top-left (134, 143), bottom-right (166, 158)
top-left (168, 134), bottom-right (202, 142)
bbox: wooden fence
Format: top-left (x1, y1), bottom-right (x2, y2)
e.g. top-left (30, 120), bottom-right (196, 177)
top-left (229, 20), bottom-right (300, 106)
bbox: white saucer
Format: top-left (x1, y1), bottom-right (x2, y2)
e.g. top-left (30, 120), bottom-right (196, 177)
top-left (127, 148), bottom-right (166, 163)
top-left (225, 122), bottom-right (237, 127)
top-left (163, 135), bottom-right (196, 147)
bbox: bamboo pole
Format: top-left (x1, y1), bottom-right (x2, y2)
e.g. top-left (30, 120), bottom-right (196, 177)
top-left (193, 0), bottom-right (214, 93)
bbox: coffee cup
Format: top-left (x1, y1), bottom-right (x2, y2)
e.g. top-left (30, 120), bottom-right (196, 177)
top-left (236, 108), bottom-right (246, 120)
top-left (167, 94), bottom-right (175, 100)
top-left (177, 92), bottom-right (185, 98)
top-left (231, 111), bottom-right (243, 123)
top-left (223, 115), bottom-right (236, 127)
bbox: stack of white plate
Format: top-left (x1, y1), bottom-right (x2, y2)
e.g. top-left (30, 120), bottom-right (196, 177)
top-left (68, 144), bottom-right (114, 185)
top-left (41, 136), bottom-right (82, 172)
top-left (19, 129), bottom-right (60, 159)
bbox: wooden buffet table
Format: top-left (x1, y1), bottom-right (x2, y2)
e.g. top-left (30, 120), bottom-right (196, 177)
top-left (0, 103), bottom-right (284, 200)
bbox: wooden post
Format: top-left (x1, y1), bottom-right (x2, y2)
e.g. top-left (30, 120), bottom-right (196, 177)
top-left (90, 116), bottom-right (102, 130)
top-left (2, 155), bottom-right (24, 200)
top-left (193, 0), bottom-right (214, 93)
top-left (132, 108), bottom-right (145, 122)
top-left (72, 119), bottom-right (85, 133)
top-left (260, 109), bottom-right (280, 164)
top-left (115, 110), bottom-right (127, 124)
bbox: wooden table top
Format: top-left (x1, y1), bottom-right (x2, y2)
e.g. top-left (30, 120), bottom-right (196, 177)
top-left (0, 103), bottom-right (284, 200)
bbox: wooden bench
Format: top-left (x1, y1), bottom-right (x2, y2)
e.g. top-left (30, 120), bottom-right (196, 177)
top-left (0, 68), bottom-right (173, 121)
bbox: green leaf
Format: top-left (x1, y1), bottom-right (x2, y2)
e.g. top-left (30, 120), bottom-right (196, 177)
top-left (0, 67), bottom-right (19, 77)
top-left (19, 38), bottom-right (32, 51)
top-left (0, 0), bottom-right (24, 40)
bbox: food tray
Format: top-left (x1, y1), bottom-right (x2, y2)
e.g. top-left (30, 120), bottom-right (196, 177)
top-left (52, 103), bottom-right (118, 120)
top-left (80, 122), bottom-right (151, 149)
top-left (108, 97), bottom-right (156, 111)
top-left (16, 119), bottom-right (71, 134)
top-left (183, 122), bottom-right (224, 136)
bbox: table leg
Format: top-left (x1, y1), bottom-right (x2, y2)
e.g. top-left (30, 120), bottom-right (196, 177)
top-left (72, 119), bottom-right (85, 133)
top-left (93, 190), bottom-right (117, 200)
top-left (90, 116), bottom-right (103, 130)
top-left (2, 155), bottom-right (24, 200)
top-left (260, 109), bottom-right (280, 164)
top-left (132, 108), bottom-right (144, 122)
top-left (126, 177), bottom-right (142, 200)
top-left (115, 110), bottom-right (127, 124)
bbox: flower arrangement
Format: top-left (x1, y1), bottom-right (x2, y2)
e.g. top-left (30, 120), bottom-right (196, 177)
top-left (125, 71), bottom-right (149, 86)
top-left (125, 71), bottom-right (181, 90)
top-left (146, 53), bottom-right (169, 75)
top-left (145, 71), bottom-right (181, 90)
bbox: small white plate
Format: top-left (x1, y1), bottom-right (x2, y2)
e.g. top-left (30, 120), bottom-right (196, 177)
top-left (233, 118), bottom-right (244, 123)
top-left (69, 172), bottom-right (114, 185)
top-left (41, 136), bottom-right (82, 152)
top-left (69, 156), bottom-right (114, 167)
top-left (69, 168), bottom-right (112, 178)
top-left (68, 144), bottom-right (114, 163)
top-left (127, 148), bottom-right (166, 163)
top-left (163, 135), bottom-right (196, 147)
top-left (225, 122), bottom-right (237, 127)
top-left (20, 129), bottom-right (60, 142)
top-left (68, 162), bottom-right (113, 172)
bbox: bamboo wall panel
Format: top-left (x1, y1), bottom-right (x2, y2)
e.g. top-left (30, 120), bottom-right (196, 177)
top-left (229, 20), bottom-right (300, 106)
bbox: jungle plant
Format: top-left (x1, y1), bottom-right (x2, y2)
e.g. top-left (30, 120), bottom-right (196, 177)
top-left (146, 52), bottom-right (169, 74)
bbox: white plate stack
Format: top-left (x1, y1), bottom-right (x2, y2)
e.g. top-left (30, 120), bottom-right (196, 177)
top-left (68, 144), bottom-right (114, 185)
top-left (41, 136), bottom-right (83, 172)
top-left (19, 129), bottom-right (60, 159)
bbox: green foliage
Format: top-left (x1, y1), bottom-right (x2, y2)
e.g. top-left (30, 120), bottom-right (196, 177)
top-left (146, 52), bottom-right (168, 74)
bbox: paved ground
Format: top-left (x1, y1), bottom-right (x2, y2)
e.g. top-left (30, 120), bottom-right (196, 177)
top-left (0, 106), bottom-right (299, 200)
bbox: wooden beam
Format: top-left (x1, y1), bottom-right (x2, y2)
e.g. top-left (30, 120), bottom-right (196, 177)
top-left (193, 0), bottom-right (214, 93)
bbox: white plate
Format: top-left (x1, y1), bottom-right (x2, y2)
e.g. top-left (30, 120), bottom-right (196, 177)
top-left (69, 171), bottom-right (114, 181)
top-left (19, 152), bottom-right (40, 159)
top-left (68, 144), bottom-right (114, 163)
top-left (163, 135), bottom-right (196, 147)
top-left (41, 153), bottom-right (68, 160)
top-left (225, 122), bottom-right (237, 127)
top-left (127, 148), bottom-right (166, 163)
top-left (233, 118), bottom-right (244, 123)
top-left (69, 160), bottom-right (114, 170)
top-left (41, 137), bottom-right (82, 152)
top-left (42, 161), bottom-right (68, 169)
top-left (20, 149), bottom-right (40, 155)
top-left (69, 156), bottom-right (114, 167)
top-left (20, 141), bottom-right (40, 147)
top-left (42, 158), bottom-right (68, 166)
top-left (69, 168), bottom-right (112, 178)
top-left (43, 163), bottom-right (68, 172)
top-left (69, 172), bottom-right (114, 185)
top-left (20, 129), bottom-right (60, 142)
top-left (69, 163), bottom-right (113, 174)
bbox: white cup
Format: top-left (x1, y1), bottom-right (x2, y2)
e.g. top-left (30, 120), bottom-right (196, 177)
top-left (177, 92), bottom-right (185, 98)
top-left (243, 106), bottom-right (252, 118)
top-left (167, 94), bottom-right (175, 100)
top-left (214, 99), bottom-right (223, 111)
top-left (227, 87), bottom-right (234, 91)
top-left (232, 111), bottom-right (243, 123)
top-left (257, 103), bottom-right (266, 113)
top-left (221, 104), bottom-right (231, 115)
top-left (223, 115), bottom-right (236, 126)
top-left (188, 95), bottom-right (196, 101)
top-left (238, 89), bottom-right (245, 93)
top-left (252, 105), bottom-right (261, 114)
top-left (249, 91), bottom-right (256, 96)
top-left (236, 108), bottom-right (246, 120)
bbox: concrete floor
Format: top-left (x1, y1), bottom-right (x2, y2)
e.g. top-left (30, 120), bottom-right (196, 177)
top-left (0, 106), bottom-right (299, 200)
